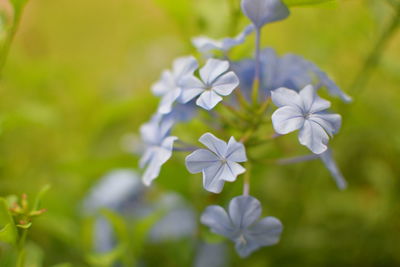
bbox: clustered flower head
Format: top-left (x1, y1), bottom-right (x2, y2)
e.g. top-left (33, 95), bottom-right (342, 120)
top-left (137, 0), bottom-right (351, 258)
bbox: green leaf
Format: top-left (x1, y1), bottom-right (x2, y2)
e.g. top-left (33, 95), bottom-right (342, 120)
top-left (100, 209), bottom-right (129, 245)
top-left (51, 263), bottom-right (73, 267)
top-left (9, 0), bottom-right (29, 14)
top-left (284, 0), bottom-right (336, 7)
top-left (0, 198), bottom-right (17, 246)
top-left (85, 245), bottom-right (126, 267)
top-left (32, 184), bottom-right (50, 211)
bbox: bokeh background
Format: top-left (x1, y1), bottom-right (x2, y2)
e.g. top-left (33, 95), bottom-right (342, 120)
top-left (0, 0), bottom-right (399, 266)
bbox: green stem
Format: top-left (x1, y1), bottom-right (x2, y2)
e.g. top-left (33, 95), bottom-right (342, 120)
top-left (350, 5), bottom-right (400, 93)
top-left (16, 229), bottom-right (28, 267)
top-left (0, 5), bottom-right (26, 76)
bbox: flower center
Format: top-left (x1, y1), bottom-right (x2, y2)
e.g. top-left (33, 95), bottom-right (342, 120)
top-left (238, 234), bottom-right (247, 245)
top-left (303, 112), bottom-right (311, 119)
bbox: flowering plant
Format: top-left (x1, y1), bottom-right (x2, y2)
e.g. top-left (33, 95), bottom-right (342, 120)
top-left (139, 0), bottom-right (350, 257)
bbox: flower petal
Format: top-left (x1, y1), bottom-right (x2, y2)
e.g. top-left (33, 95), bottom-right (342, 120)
top-left (226, 137), bottom-right (247, 162)
top-left (199, 133), bottom-right (227, 157)
top-left (180, 75), bottom-right (206, 103)
top-left (185, 149), bottom-right (220, 174)
top-left (241, 0), bottom-right (290, 28)
top-left (142, 136), bottom-right (177, 186)
top-left (152, 70), bottom-right (175, 96)
top-left (298, 120), bottom-right (329, 154)
top-left (196, 90), bottom-right (223, 110)
top-left (202, 162), bottom-right (227, 193)
top-left (172, 56), bottom-right (198, 80)
top-left (246, 217), bottom-right (283, 246)
top-left (271, 106), bottom-right (304, 134)
top-left (308, 62), bottom-right (352, 103)
top-left (271, 87), bottom-right (303, 109)
top-left (220, 24), bottom-right (255, 51)
top-left (228, 196), bottom-right (261, 229)
top-left (234, 216), bottom-right (282, 258)
top-left (309, 113), bottom-right (341, 136)
top-left (224, 161), bottom-right (246, 181)
top-left (212, 71), bottom-right (239, 96)
top-left (192, 36), bottom-right (222, 54)
top-left (299, 84), bottom-right (317, 111)
top-left (201, 205), bottom-right (235, 238)
top-left (157, 88), bottom-right (181, 114)
top-left (200, 59), bottom-right (230, 85)
top-left (319, 149), bottom-right (347, 190)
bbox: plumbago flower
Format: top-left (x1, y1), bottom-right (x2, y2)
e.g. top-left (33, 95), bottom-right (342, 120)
top-left (201, 196), bottom-right (283, 258)
top-left (139, 115), bottom-right (177, 185)
top-left (152, 56), bottom-right (198, 114)
top-left (180, 58), bottom-right (239, 110)
top-left (271, 85), bottom-right (341, 154)
top-left (185, 133), bottom-right (247, 193)
top-left (232, 48), bottom-right (352, 102)
top-left (241, 0), bottom-right (290, 29)
top-left (136, 0), bottom-right (351, 259)
top-left (192, 25), bottom-right (254, 56)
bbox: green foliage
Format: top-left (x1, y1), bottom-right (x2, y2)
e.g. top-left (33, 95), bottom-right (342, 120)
top-left (284, 0), bottom-right (336, 7)
top-left (0, 198), bottom-right (17, 246)
top-left (0, 0), bottom-right (400, 266)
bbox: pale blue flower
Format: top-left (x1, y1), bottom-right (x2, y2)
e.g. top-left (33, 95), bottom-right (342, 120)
top-left (241, 0), bottom-right (290, 29)
top-left (139, 115), bottom-right (177, 185)
top-left (82, 169), bottom-right (145, 214)
top-left (232, 48), bottom-right (352, 102)
top-left (150, 193), bottom-right (197, 242)
top-left (320, 149), bottom-right (347, 190)
top-left (185, 133), bottom-right (247, 193)
top-left (201, 195), bottom-right (283, 258)
top-left (180, 59), bottom-right (240, 110)
top-left (194, 242), bottom-right (228, 267)
top-left (152, 56), bottom-right (198, 114)
top-left (271, 85), bottom-right (342, 154)
top-left (192, 25), bottom-right (254, 56)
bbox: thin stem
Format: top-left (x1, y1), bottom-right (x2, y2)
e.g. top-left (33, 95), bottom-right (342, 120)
top-left (251, 28), bottom-right (261, 105)
top-left (0, 5), bottom-right (26, 76)
top-left (243, 162), bottom-right (251, 196)
top-left (276, 154), bottom-right (319, 165)
top-left (254, 29), bottom-right (261, 84)
top-left (350, 5), bottom-right (400, 93)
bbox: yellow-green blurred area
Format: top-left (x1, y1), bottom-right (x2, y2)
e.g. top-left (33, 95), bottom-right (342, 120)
top-left (0, 0), bottom-right (399, 266)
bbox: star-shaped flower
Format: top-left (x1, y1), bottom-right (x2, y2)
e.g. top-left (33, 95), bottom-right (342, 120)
top-left (271, 85), bottom-right (342, 154)
top-left (231, 48), bottom-right (352, 102)
top-left (201, 195), bottom-right (283, 258)
top-left (180, 59), bottom-right (240, 110)
top-left (241, 0), bottom-right (290, 29)
top-left (192, 25), bottom-right (254, 56)
top-left (139, 115), bottom-right (177, 185)
top-left (152, 56), bottom-right (198, 114)
top-left (185, 133), bottom-right (247, 193)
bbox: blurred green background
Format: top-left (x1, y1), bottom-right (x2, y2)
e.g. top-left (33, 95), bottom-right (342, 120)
top-left (0, 0), bottom-right (399, 266)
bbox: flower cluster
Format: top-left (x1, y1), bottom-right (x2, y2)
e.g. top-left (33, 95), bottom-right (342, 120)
top-left (137, 0), bottom-right (350, 258)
